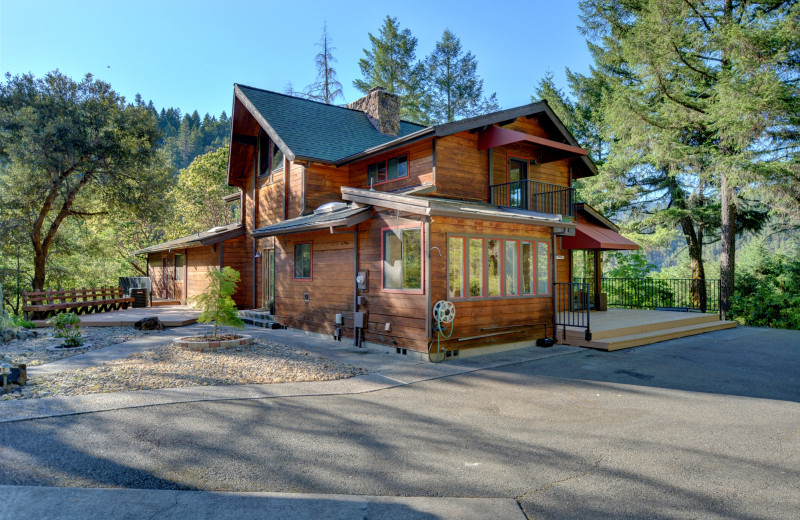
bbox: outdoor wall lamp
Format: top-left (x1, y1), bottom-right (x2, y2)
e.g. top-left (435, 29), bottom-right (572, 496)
top-left (1, 362), bottom-right (11, 392)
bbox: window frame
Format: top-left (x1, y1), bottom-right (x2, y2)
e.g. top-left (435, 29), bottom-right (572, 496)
top-left (446, 233), bottom-right (552, 301)
top-left (380, 223), bottom-right (424, 294)
top-left (367, 153), bottom-right (409, 187)
top-left (447, 236), bottom-right (466, 299)
top-left (293, 242), bottom-right (313, 281)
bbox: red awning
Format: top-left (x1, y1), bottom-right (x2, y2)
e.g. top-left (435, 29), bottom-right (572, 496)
top-left (561, 222), bottom-right (639, 251)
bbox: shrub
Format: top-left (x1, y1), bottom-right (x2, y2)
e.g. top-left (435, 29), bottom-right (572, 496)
top-left (48, 312), bottom-right (84, 347)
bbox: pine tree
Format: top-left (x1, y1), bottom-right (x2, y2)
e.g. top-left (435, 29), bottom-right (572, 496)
top-left (578, 0), bottom-right (800, 317)
top-left (422, 29), bottom-right (499, 124)
top-left (354, 16), bottom-right (427, 123)
top-left (306, 22), bottom-right (344, 104)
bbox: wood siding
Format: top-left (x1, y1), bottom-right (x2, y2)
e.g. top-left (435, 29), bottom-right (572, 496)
top-left (347, 140), bottom-right (433, 192)
top-left (429, 216), bottom-right (556, 351)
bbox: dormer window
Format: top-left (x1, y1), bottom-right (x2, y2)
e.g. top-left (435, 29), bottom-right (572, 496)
top-left (367, 154), bottom-right (407, 186)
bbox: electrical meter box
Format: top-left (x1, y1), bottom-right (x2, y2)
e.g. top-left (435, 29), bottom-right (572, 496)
top-left (353, 311), bottom-right (367, 329)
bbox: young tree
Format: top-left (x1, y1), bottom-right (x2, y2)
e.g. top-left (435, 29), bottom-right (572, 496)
top-left (306, 22), bottom-right (344, 104)
top-left (354, 16), bottom-right (427, 123)
top-left (194, 266), bottom-right (244, 338)
top-left (422, 29), bottom-right (499, 123)
top-left (0, 71), bottom-right (164, 291)
top-left (578, 0), bottom-right (800, 318)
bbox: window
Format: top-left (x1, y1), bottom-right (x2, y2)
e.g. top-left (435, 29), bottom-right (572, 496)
top-left (258, 132), bottom-right (270, 177)
top-left (294, 242), bottom-right (312, 279)
top-left (537, 242), bottom-right (550, 294)
top-left (382, 225), bottom-right (422, 292)
top-left (174, 254), bottom-right (185, 281)
top-left (447, 235), bottom-right (551, 300)
top-left (508, 157), bottom-right (528, 209)
top-left (468, 238), bottom-right (484, 297)
top-left (271, 142), bottom-right (284, 172)
top-left (487, 239), bottom-right (501, 297)
top-left (504, 240), bottom-right (519, 296)
top-left (368, 155), bottom-right (408, 186)
top-left (448, 237), bottom-right (464, 299)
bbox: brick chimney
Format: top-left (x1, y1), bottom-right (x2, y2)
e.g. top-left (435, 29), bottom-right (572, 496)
top-left (346, 87), bottom-right (400, 136)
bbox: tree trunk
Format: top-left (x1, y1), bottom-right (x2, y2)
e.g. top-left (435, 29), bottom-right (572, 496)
top-left (681, 217), bottom-right (707, 312)
top-left (32, 248), bottom-right (47, 292)
top-left (720, 174), bottom-right (736, 320)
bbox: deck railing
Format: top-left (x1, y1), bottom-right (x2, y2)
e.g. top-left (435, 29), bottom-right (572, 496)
top-left (575, 277), bottom-right (721, 313)
top-left (490, 180), bottom-right (575, 217)
top-left (553, 282), bottom-right (591, 341)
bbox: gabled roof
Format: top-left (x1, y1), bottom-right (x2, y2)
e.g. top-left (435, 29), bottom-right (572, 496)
top-left (231, 85), bottom-right (597, 178)
top-left (133, 223), bottom-right (244, 255)
top-left (234, 84), bottom-right (427, 164)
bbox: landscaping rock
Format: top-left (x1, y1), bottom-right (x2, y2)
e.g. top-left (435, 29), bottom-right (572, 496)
top-left (134, 317), bottom-right (164, 331)
top-left (8, 364), bottom-right (27, 386)
top-left (2, 332), bottom-right (12, 343)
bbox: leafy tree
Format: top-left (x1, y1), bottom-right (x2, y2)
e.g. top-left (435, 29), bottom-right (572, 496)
top-left (171, 144), bottom-right (236, 236)
top-left (194, 266), bottom-right (244, 337)
top-left (577, 0), bottom-right (799, 317)
top-left (0, 71), bottom-right (164, 291)
top-left (422, 29), bottom-right (500, 123)
top-left (306, 23), bottom-right (344, 104)
top-left (354, 16), bottom-right (427, 123)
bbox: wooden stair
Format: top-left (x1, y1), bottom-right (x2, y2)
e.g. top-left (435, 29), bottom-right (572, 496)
top-left (558, 309), bottom-right (737, 351)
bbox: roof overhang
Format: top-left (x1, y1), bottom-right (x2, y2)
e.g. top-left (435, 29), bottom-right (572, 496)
top-left (561, 222), bottom-right (639, 251)
top-left (252, 204), bottom-right (373, 237)
top-left (477, 126), bottom-right (588, 164)
top-left (133, 224), bottom-right (245, 255)
top-left (341, 187), bottom-right (576, 230)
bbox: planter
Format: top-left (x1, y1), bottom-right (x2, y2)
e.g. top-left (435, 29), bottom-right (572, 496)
top-left (175, 334), bottom-right (253, 352)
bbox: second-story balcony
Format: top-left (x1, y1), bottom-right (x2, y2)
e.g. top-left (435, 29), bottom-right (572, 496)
top-left (490, 179), bottom-right (576, 218)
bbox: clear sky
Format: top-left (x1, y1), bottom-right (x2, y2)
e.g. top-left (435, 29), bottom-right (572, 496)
top-left (1, 0), bottom-right (592, 118)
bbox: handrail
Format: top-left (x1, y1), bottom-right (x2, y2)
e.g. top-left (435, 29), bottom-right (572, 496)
top-left (574, 277), bottom-right (721, 314)
top-left (490, 179), bottom-right (575, 217)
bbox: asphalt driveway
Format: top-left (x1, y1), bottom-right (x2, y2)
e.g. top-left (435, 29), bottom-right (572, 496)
top-left (0, 326), bottom-right (798, 519)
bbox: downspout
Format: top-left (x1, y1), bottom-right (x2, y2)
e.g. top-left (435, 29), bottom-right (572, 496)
top-left (283, 155), bottom-right (289, 221)
top-left (551, 231), bottom-right (558, 341)
top-left (252, 137), bottom-right (258, 309)
top-left (425, 217), bottom-right (432, 340)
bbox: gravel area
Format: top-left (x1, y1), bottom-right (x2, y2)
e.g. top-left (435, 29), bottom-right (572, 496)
top-left (0, 327), bottom-right (164, 366)
top-left (1, 338), bottom-right (367, 400)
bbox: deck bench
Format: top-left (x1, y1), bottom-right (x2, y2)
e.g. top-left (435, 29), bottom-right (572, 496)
top-left (22, 287), bottom-right (135, 320)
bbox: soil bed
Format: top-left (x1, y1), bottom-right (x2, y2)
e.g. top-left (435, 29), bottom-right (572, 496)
top-left (1, 338), bottom-right (366, 400)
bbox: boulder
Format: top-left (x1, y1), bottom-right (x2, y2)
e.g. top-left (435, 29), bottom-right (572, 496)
top-left (134, 317), bottom-right (164, 331)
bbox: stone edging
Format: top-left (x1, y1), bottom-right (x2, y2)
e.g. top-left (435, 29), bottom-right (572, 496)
top-left (175, 334), bottom-right (253, 352)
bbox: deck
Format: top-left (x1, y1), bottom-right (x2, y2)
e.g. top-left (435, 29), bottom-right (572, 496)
top-left (32, 305), bottom-right (201, 328)
top-left (558, 308), bottom-right (737, 351)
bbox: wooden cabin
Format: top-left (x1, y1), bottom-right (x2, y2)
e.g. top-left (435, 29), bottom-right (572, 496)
top-left (215, 84), bottom-right (637, 356)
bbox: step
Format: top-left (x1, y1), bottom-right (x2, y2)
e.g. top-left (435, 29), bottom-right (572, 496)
top-left (151, 299), bottom-right (181, 307)
top-left (568, 313), bottom-right (721, 341)
top-left (239, 310), bottom-right (274, 319)
top-left (567, 320), bottom-right (738, 351)
top-left (242, 317), bottom-right (282, 329)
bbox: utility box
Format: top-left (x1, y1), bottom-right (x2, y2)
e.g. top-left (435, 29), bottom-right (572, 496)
top-left (353, 311), bottom-right (367, 329)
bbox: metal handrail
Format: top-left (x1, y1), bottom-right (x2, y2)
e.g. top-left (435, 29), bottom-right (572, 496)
top-left (490, 179), bottom-right (575, 217)
top-left (574, 277), bottom-right (721, 314)
top-left (553, 282), bottom-right (591, 341)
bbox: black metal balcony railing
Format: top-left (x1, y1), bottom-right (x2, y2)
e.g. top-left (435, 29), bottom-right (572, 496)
top-left (575, 277), bottom-right (721, 314)
top-left (490, 179), bottom-right (575, 217)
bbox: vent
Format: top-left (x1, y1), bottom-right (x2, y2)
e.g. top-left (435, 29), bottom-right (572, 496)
top-left (208, 226), bottom-right (228, 234)
top-left (313, 201), bottom-right (348, 214)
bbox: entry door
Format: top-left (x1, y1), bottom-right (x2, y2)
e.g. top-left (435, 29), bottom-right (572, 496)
top-left (263, 249), bottom-right (275, 313)
top-left (508, 158), bottom-right (528, 209)
top-left (174, 254), bottom-right (186, 304)
top-left (161, 256), bottom-right (173, 299)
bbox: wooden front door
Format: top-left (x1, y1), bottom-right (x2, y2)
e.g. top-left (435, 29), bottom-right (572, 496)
top-left (174, 253), bottom-right (186, 304)
top-left (161, 256), bottom-right (170, 299)
top-left (263, 249), bottom-right (275, 313)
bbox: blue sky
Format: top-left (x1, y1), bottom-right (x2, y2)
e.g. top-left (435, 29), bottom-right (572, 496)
top-left (1, 0), bottom-right (592, 118)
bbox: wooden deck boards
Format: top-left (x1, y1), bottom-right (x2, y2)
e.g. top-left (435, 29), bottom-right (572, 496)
top-left (558, 308), bottom-right (737, 351)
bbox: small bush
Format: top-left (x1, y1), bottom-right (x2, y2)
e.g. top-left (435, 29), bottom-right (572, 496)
top-left (48, 312), bottom-right (84, 347)
top-left (193, 266), bottom-right (244, 337)
top-left (12, 315), bottom-right (35, 329)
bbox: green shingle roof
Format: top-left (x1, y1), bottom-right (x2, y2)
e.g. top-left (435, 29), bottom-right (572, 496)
top-left (235, 84), bottom-right (428, 163)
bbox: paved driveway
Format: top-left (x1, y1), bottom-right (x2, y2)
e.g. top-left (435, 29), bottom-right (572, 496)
top-left (1, 326), bottom-right (798, 519)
